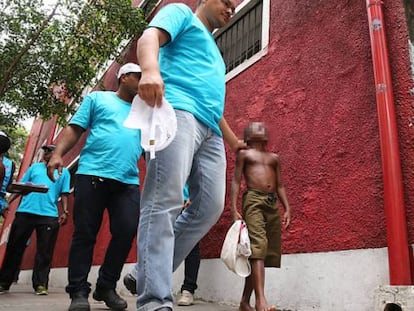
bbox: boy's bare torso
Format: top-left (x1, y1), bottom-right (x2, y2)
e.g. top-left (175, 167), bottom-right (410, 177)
top-left (241, 148), bottom-right (279, 193)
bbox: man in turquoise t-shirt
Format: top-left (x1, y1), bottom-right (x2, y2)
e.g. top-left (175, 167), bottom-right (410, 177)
top-left (47, 63), bottom-right (143, 311)
top-left (0, 144), bottom-right (70, 295)
top-left (136, 0), bottom-right (244, 310)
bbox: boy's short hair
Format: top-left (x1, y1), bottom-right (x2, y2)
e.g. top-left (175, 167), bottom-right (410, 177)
top-left (244, 122), bottom-right (268, 142)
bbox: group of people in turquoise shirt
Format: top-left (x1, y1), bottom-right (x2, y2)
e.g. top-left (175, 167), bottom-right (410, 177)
top-left (0, 142), bottom-right (70, 295)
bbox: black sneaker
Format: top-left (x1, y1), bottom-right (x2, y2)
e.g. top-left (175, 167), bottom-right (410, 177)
top-left (0, 283), bottom-right (10, 294)
top-left (68, 293), bottom-right (90, 311)
top-left (123, 273), bottom-right (137, 295)
top-left (93, 286), bottom-right (127, 310)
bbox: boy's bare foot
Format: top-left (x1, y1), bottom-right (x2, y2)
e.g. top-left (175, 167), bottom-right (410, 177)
top-left (256, 305), bottom-right (278, 311)
top-left (239, 301), bottom-right (255, 311)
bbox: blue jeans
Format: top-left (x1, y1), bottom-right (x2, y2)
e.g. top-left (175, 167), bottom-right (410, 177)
top-left (136, 110), bottom-right (226, 311)
top-left (130, 243), bottom-right (200, 294)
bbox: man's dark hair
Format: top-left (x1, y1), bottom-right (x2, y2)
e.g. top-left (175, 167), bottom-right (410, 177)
top-left (0, 134), bottom-right (11, 154)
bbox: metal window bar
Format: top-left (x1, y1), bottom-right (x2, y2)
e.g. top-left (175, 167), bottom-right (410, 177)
top-left (216, 0), bottom-right (263, 73)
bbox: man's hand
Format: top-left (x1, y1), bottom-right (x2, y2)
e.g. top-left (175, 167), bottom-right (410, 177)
top-left (183, 199), bottom-right (191, 209)
top-left (2, 206), bottom-right (9, 217)
top-left (58, 212), bottom-right (68, 226)
top-left (138, 71), bottom-right (165, 107)
top-left (47, 154), bottom-right (64, 182)
top-left (231, 139), bottom-right (247, 153)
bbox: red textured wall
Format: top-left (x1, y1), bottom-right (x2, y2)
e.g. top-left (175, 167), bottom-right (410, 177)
top-left (13, 0), bottom-right (414, 269)
top-left (203, 0), bottom-right (414, 258)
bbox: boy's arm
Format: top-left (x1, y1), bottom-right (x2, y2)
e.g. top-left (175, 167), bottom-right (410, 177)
top-left (274, 155), bottom-right (291, 229)
top-left (230, 150), bottom-right (246, 221)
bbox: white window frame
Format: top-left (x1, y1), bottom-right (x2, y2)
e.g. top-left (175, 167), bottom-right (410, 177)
top-left (214, 0), bottom-right (270, 81)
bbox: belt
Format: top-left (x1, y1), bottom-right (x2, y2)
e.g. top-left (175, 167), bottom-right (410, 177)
top-left (247, 188), bottom-right (277, 202)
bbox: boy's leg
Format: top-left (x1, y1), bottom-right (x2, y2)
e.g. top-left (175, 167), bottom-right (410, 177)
top-left (250, 259), bottom-right (277, 311)
top-left (239, 274), bottom-right (254, 311)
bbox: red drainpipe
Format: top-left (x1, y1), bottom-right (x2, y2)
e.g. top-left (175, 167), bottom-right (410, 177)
top-left (366, 0), bottom-right (412, 285)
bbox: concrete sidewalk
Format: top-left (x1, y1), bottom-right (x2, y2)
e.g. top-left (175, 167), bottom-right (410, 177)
top-left (0, 284), bottom-right (238, 311)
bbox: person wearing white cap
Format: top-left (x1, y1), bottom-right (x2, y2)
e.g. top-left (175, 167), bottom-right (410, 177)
top-left (135, 0), bottom-right (244, 310)
top-left (47, 62), bottom-right (143, 311)
top-left (0, 131), bottom-right (15, 216)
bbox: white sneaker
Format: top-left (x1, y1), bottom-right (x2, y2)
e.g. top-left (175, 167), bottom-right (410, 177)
top-left (177, 290), bottom-right (194, 306)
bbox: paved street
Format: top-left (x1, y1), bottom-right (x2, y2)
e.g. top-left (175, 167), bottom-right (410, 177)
top-left (0, 284), bottom-right (238, 311)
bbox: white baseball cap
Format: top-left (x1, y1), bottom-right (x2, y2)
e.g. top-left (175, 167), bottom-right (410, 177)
top-left (117, 63), bottom-right (141, 79)
top-left (123, 95), bottom-right (177, 159)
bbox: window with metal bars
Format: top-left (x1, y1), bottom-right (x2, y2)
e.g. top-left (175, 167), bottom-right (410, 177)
top-left (215, 0), bottom-right (263, 73)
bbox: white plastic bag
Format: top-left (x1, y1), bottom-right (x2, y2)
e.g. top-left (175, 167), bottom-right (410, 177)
top-left (220, 220), bottom-right (251, 277)
top-left (237, 221), bottom-right (252, 257)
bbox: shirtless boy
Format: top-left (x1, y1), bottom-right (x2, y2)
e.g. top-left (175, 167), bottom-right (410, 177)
top-left (230, 122), bottom-right (291, 311)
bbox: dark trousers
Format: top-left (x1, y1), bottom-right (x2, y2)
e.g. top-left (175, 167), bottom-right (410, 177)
top-left (66, 175), bottom-right (140, 296)
top-left (181, 243), bottom-right (200, 294)
top-left (0, 212), bottom-right (59, 290)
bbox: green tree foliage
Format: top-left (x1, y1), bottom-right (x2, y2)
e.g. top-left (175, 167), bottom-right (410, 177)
top-left (0, 0), bottom-right (147, 128)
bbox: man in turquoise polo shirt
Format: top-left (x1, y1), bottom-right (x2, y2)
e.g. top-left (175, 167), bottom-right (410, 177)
top-left (0, 144), bottom-right (70, 295)
top-left (135, 0), bottom-right (243, 310)
top-left (47, 63), bottom-right (143, 311)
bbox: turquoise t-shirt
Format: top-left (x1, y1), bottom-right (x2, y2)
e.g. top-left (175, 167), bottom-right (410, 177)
top-left (149, 3), bottom-right (226, 136)
top-left (17, 162), bottom-right (70, 217)
top-left (70, 91), bottom-right (142, 185)
top-left (183, 184), bottom-right (189, 202)
top-left (0, 156), bottom-right (13, 212)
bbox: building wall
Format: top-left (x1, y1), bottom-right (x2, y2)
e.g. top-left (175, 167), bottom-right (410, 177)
top-left (204, 0), bottom-right (414, 260)
top-left (8, 0), bottom-right (414, 300)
